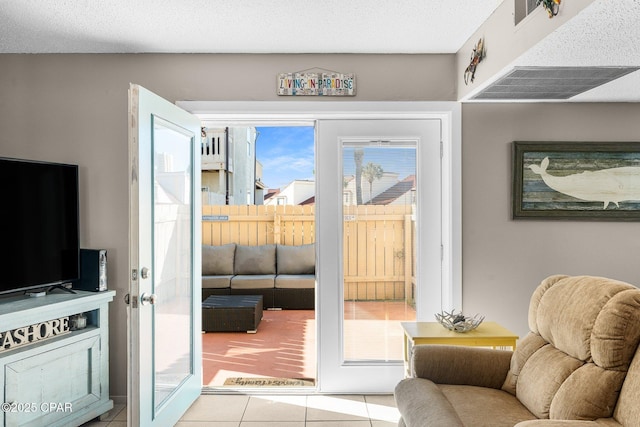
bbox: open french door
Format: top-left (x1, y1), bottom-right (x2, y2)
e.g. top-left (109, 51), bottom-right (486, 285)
top-left (128, 84), bottom-right (202, 426)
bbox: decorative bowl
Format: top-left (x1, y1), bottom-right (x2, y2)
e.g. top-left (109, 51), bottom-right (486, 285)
top-left (435, 310), bottom-right (484, 333)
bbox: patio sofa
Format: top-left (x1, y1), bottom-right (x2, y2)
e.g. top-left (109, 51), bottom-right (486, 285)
top-left (202, 243), bottom-right (315, 309)
top-left (395, 274), bottom-right (640, 427)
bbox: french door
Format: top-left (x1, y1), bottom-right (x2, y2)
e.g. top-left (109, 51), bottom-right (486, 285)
top-left (177, 100), bottom-right (461, 394)
top-left (128, 84), bottom-right (202, 426)
top-left (316, 119), bottom-right (443, 392)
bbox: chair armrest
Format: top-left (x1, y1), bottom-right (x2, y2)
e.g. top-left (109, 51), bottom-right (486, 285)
top-left (411, 345), bottom-right (512, 389)
top-left (515, 421), bottom-right (609, 427)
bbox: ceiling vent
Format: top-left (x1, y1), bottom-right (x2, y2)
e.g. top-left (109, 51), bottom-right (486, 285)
top-left (471, 66), bottom-right (640, 100)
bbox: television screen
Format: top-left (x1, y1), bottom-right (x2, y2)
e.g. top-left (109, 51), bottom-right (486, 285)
top-left (0, 157), bottom-right (79, 295)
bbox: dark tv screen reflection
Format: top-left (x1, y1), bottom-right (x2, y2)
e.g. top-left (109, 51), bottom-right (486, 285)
top-left (0, 157), bottom-right (79, 295)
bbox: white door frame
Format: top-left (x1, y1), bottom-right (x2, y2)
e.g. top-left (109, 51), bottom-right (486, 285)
top-left (178, 100), bottom-right (462, 388)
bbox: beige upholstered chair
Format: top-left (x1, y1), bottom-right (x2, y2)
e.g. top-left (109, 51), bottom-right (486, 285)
top-left (395, 275), bottom-right (640, 427)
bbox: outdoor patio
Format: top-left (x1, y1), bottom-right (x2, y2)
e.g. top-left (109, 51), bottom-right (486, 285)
top-left (201, 203), bottom-right (417, 388)
top-left (202, 301), bottom-right (416, 388)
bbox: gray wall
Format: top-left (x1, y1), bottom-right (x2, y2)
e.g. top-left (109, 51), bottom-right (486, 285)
top-left (0, 53), bottom-right (454, 400)
top-left (1, 53), bottom-right (639, 400)
top-left (461, 102), bottom-right (640, 338)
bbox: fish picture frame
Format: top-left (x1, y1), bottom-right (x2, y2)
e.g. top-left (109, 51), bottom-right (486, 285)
top-left (512, 141), bottom-right (640, 220)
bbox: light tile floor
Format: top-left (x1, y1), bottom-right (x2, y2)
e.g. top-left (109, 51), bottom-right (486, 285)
top-left (84, 394), bottom-right (400, 426)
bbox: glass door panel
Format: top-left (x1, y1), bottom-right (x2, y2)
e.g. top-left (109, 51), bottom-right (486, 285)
top-left (342, 141), bottom-right (417, 362)
top-left (152, 118), bottom-right (194, 409)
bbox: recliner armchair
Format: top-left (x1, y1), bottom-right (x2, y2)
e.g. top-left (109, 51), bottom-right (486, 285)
top-left (395, 275), bottom-right (640, 427)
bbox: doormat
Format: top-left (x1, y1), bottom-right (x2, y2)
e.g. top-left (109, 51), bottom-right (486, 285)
top-left (223, 377), bottom-right (315, 387)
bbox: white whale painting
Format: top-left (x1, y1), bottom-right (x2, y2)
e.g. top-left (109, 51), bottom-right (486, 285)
top-left (529, 157), bottom-right (640, 209)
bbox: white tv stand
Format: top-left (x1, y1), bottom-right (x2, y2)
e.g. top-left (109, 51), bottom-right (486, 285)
top-left (0, 290), bottom-right (115, 427)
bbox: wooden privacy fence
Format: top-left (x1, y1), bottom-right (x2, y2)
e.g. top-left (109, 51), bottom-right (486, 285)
top-left (202, 204), bottom-right (415, 302)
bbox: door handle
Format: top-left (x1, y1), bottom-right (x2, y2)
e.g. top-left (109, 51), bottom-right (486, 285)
top-left (140, 293), bottom-right (157, 306)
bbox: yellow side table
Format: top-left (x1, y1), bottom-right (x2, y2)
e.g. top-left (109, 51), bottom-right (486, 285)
top-left (401, 321), bottom-right (519, 370)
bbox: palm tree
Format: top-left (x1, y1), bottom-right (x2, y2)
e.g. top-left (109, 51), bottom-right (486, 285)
top-left (354, 149), bottom-right (364, 205)
top-left (362, 162), bottom-right (384, 202)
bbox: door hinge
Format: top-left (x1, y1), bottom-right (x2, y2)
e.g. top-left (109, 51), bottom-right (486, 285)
top-left (440, 140), bottom-right (444, 159)
top-left (130, 269), bottom-right (139, 308)
top-left (441, 244), bottom-right (444, 261)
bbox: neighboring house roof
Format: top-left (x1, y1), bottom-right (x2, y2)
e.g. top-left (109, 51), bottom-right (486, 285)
top-left (264, 179), bottom-right (315, 206)
top-left (264, 189), bottom-right (280, 201)
top-left (300, 196), bottom-right (315, 206)
top-left (267, 174), bottom-right (415, 206)
top-left (366, 175), bottom-right (415, 205)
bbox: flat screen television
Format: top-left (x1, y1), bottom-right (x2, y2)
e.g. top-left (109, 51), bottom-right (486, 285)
top-left (0, 157), bottom-right (80, 295)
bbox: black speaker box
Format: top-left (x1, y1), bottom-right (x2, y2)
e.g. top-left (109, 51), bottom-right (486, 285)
top-left (74, 249), bottom-right (108, 292)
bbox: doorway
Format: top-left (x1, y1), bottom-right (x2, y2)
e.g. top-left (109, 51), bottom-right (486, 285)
top-left (180, 100), bottom-right (462, 393)
top-left (200, 124), bottom-right (318, 389)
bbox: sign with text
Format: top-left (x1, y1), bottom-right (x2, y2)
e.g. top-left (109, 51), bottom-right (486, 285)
top-left (203, 215), bottom-right (229, 221)
top-left (1, 316), bottom-right (70, 352)
top-left (277, 72), bottom-right (355, 96)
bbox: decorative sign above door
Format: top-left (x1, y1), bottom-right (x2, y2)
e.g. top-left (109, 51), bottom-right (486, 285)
top-left (277, 72), bottom-right (355, 96)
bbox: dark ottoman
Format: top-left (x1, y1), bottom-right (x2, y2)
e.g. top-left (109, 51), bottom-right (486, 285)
top-left (202, 295), bottom-right (263, 333)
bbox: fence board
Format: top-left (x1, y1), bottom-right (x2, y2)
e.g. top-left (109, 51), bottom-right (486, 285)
top-left (202, 205), bottom-right (212, 245)
top-left (384, 218), bottom-right (396, 298)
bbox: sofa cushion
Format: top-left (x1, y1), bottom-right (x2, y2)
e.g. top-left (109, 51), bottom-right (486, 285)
top-left (530, 275), bottom-right (638, 362)
top-left (502, 333), bottom-right (548, 395)
top-left (275, 274), bottom-right (315, 289)
top-left (202, 244), bottom-right (236, 275)
top-left (276, 243), bottom-right (315, 275)
top-left (202, 275), bottom-right (232, 289)
top-left (516, 344), bottom-right (584, 419)
top-left (395, 378), bottom-right (537, 427)
top-left (439, 384), bottom-right (537, 427)
top-left (505, 275), bottom-right (640, 421)
top-left (394, 379), bottom-right (465, 427)
top-left (231, 275), bottom-right (275, 289)
top-left (614, 344), bottom-right (640, 426)
top-left (234, 244), bottom-right (276, 275)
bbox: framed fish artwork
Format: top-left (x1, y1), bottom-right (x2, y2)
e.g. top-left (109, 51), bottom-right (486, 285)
top-left (512, 141), bottom-right (640, 220)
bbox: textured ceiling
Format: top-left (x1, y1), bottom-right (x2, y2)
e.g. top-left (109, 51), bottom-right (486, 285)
top-left (469, 0), bottom-right (640, 102)
top-left (0, 0), bottom-right (503, 54)
top-left (2, 0), bottom-right (639, 102)
top-left (516, 0), bottom-right (640, 68)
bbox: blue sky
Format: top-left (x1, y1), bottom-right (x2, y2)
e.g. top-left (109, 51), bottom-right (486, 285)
top-left (255, 126), bottom-right (417, 190)
top-left (256, 126), bottom-right (315, 190)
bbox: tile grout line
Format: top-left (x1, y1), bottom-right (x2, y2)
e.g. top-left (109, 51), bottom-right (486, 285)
top-left (241, 395), bottom-right (252, 424)
top-left (364, 395), bottom-right (374, 427)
